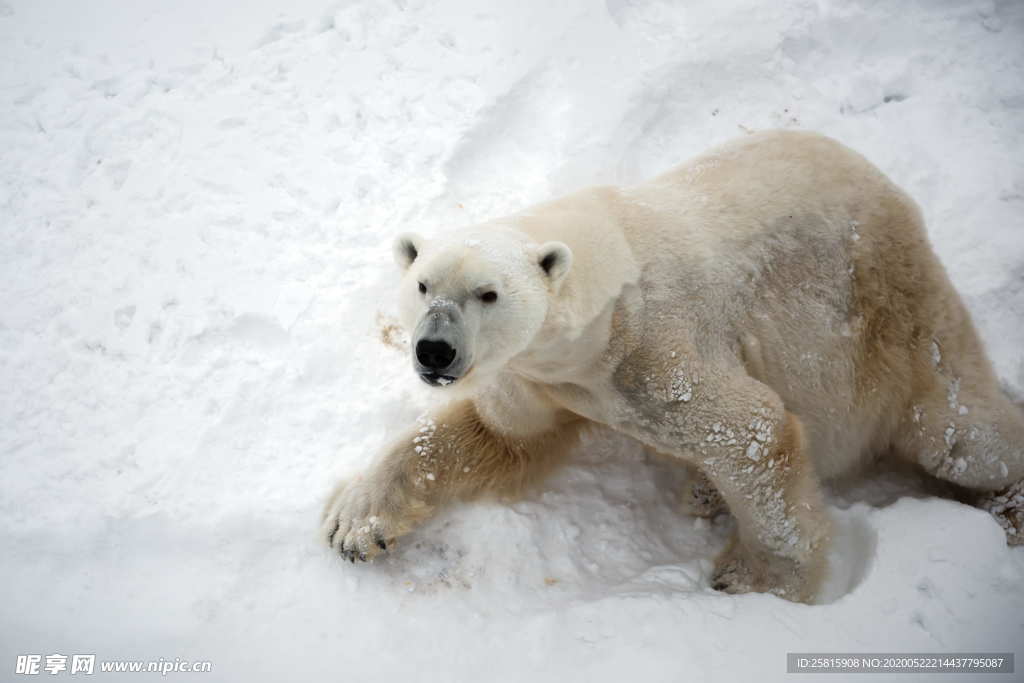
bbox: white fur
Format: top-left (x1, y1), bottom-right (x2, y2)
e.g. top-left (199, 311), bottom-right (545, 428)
top-left (324, 130), bottom-right (1024, 601)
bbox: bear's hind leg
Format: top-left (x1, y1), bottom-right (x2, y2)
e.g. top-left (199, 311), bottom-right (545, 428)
top-left (643, 447), bottom-right (727, 518)
top-left (893, 379), bottom-right (1024, 544)
top-left (683, 464), bottom-right (728, 519)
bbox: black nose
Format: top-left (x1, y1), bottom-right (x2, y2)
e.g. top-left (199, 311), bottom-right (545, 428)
top-left (416, 339), bottom-right (456, 370)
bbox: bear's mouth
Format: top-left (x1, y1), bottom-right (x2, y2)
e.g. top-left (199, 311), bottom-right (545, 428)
top-left (419, 372), bottom-right (459, 387)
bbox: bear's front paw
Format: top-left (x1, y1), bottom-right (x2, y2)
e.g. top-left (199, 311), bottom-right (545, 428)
top-left (321, 477), bottom-right (404, 563)
top-left (710, 544), bottom-right (757, 595)
top-left (976, 479), bottom-right (1024, 546)
top-left (711, 536), bottom-right (819, 603)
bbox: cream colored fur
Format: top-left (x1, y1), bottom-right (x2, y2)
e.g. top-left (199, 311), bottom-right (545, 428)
top-left (322, 130), bottom-right (1024, 602)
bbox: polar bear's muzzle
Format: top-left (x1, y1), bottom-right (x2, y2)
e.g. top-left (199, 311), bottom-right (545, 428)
top-left (412, 300), bottom-right (471, 387)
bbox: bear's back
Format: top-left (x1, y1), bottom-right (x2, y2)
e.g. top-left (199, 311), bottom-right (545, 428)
top-left (614, 131), bottom-right (952, 477)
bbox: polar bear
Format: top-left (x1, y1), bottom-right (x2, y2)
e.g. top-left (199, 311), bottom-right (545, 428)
top-left (322, 130), bottom-right (1024, 602)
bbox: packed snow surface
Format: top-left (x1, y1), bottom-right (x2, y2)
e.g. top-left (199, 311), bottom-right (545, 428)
top-left (1, 0), bottom-right (1023, 681)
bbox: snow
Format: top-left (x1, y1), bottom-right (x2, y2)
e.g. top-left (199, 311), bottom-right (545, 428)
top-left (1, 0), bottom-right (1023, 681)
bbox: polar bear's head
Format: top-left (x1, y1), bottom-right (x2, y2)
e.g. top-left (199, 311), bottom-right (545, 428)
top-left (392, 229), bottom-right (572, 389)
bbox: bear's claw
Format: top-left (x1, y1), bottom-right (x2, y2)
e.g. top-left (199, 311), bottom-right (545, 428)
top-left (710, 555), bottom-right (753, 595)
top-left (329, 520), bottom-right (391, 562)
top-left (976, 479), bottom-right (1024, 546)
top-left (321, 478), bottom-right (397, 563)
top-left (339, 550), bottom-right (367, 563)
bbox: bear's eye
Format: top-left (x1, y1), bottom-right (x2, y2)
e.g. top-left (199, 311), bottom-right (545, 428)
top-left (480, 291), bottom-right (498, 304)
top-left (418, 282), bottom-right (427, 294)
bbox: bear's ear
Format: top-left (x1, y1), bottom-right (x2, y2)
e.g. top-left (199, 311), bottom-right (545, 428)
top-left (536, 241), bottom-right (573, 289)
top-left (393, 233), bottom-right (422, 270)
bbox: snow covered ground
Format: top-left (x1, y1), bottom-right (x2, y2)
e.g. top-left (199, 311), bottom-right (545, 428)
top-left (2, 0), bottom-right (1023, 680)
